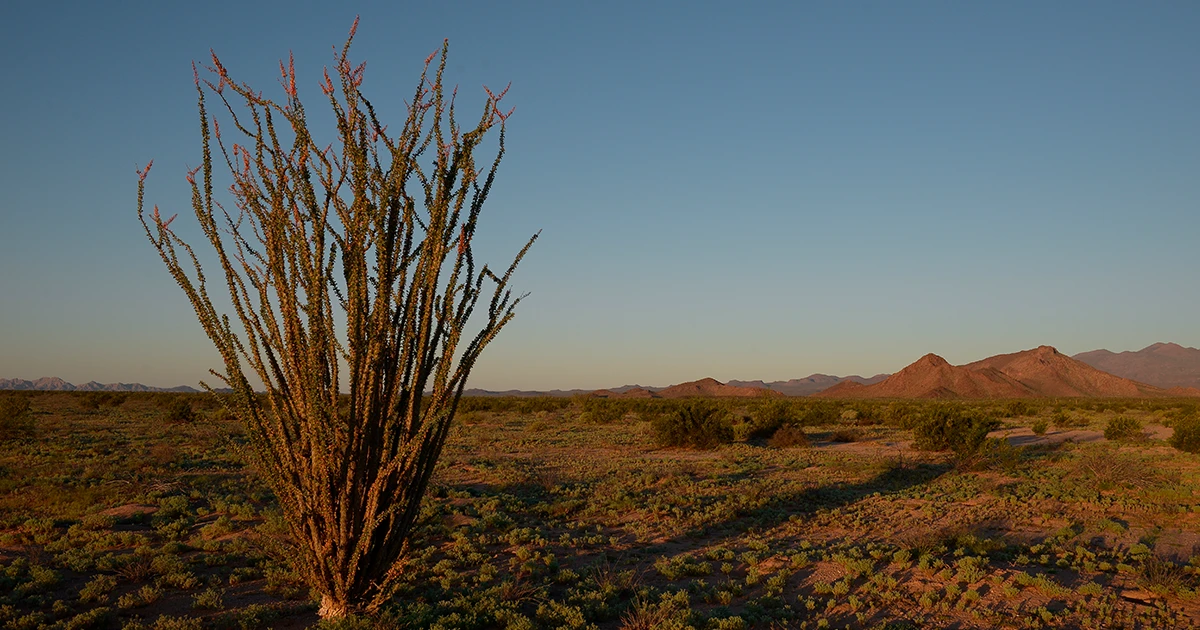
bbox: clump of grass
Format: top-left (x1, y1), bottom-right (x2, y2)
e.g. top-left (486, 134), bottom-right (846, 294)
top-left (1031, 418), bottom-right (1048, 435)
top-left (768, 426), bottom-right (809, 448)
top-left (1169, 415), bottom-right (1200, 454)
top-left (1137, 555), bottom-right (1195, 596)
top-left (652, 402), bottom-right (732, 449)
top-left (1104, 416), bottom-right (1143, 442)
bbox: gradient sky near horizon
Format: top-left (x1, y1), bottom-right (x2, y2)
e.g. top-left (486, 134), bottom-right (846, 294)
top-left (1, 1), bottom-right (1198, 391)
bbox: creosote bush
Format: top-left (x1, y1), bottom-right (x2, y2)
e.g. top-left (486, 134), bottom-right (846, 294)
top-left (1169, 416), bottom-right (1200, 454)
top-left (137, 21), bottom-right (534, 619)
top-left (652, 401), bottom-right (733, 449)
top-left (912, 405), bottom-right (999, 456)
top-left (748, 400), bottom-right (793, 438)
top-left (1005, 400), bottom-right (1036, 417)
top-left (1104, 416), bottom-right (1143, 441)
top-left (580, 398), bottom-right (625, 424)
top-left (162, 397), bottom-right (195, 423)
top-left (0, 395), bottom-right (35, 440)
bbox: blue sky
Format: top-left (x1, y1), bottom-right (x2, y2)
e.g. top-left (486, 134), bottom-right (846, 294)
top-left (1, 1), bottom-right (1197, 390)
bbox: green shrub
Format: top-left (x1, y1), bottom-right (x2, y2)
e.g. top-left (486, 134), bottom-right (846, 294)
top-left (1031, 419), bottom-right (1048, 435)
top-left (0, 395), bottom-right (35, 440)
top-left (150, 616), bottom-right (202, 630)
top-left (61, 606), bottom-right (113, 630)
top-left (191, 587), bottom-right (224, 610)
top-left (1169, 416), bottom-right (1200, 453)
top-left (959, 438), bottom-right (1023, 472)
top-left (912, 405), bottom-right (999, 456)
top-left (749, 400), bottom-right (794, 438)
top-left (79, 574), bottom-right (118, 604)
top-left (1052, 409), bottom-right (1086, 429)
top-left (651, 401), bottom-right (733, 449)
top-left (1104, 416), bottom-right (1143, 441)
top-left (731, 420), bottom-right (755, 442)
top-left (882, 402), bottom-right (922, 429)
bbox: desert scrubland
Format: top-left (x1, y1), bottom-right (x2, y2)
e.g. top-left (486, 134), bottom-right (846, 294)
top-left (2, 392), bottom-right (1200, 629)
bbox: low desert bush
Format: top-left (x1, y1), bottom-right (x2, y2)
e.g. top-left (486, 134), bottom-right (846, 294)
top-left (652, 401), bottom-right (733, 449)
top-left (796, 401), bottom-right (840, 426)
top-left (846, 404), bottom-right (882, 425)
top-left (1052, 409), bottom-right (1087, 429)
top-left (749, 400), bottom-right (794, 438)
top-left (768, 426), bottom-right (809, 448)
top-left (830, 427), bottom-right (862, 443)
top-left (882, 402), bottom-right (922, 429)
top-left (1164, 405), bottom-right (1199, 423)
top-left (958, 438), bottom-right (1023, 472)
top-left (1005, 400), bottom-right (1036, 417)
top-left (1072, 449), bottom-right (1165, 490)
top-left (1104, 416), bottom-right (1143, 441)
top-left (580, 398), bottom-right (625, 424)
top-left (0, 395), bottom-right (35, 440)
top-left (1031, 419), bottom-right (1049, 435)
top-left (1169, 416), bottom-right (1200, 454)
top-left (161, 397), bottom-right (195, 423)
top-left (912, 405), bottom-right (999, 456)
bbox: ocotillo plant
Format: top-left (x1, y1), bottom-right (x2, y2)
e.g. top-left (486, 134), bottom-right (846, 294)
top-left (137, 20), bottom-right (536, 618)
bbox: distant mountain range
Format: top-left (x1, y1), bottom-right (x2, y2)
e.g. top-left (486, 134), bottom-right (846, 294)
top-left (461, 374), bottom-right (890, 398)
top-left (1073, 342), bottom-right (1200, 390)
top-left (814, 345), bottom-right (1198, 399)
top-left (592, 377), bottom-right (783, 399)
top-left (6, 342), bottom-right (1200, 397)
top-left (727, 374), bottom-right (890, 396)
top-left (0, 377), bottom-right (199, 393)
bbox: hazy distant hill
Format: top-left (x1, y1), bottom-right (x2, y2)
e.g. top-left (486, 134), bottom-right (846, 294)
top-left (815, 345), bottom-right (1180, 399)
top-left (727, 374), bottom-right (889, 396)
top-left (592, 378), bottom-right (783, 399)
top-left (460, 388), bottom-right (589, 397)
top-left (1073, 342), bottom-right (1200, 390)
top-left (0, 378), bottom-right (199, 393)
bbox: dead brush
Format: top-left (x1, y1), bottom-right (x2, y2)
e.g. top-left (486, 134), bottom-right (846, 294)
top-left (587, 557), bottom-right (639, 595)
top-left (1138, 555), bottom-right (1195, 596)
top-left (529, 465), bottom-right (563, 494)
top-left (1070, 450), bottom-right (1172, 491)
top-left (494, 576), bottom-right (545, 606)
top-left (116, 556), bottom-right (156, 583)
top-left (768, 425), bottom-right (809, 448)
top-left (619, 594), bottom-right (690, 630)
